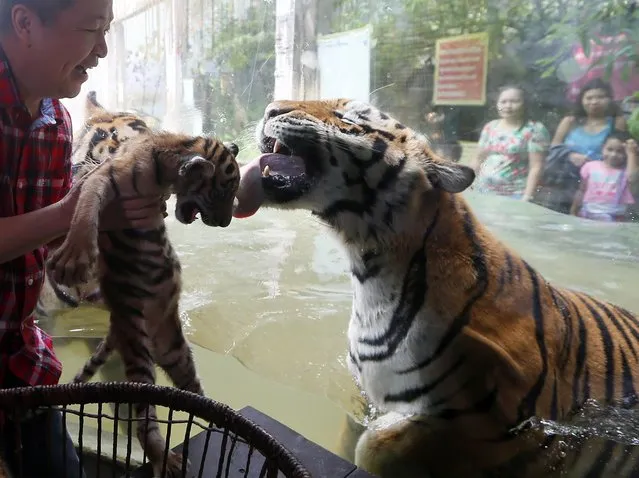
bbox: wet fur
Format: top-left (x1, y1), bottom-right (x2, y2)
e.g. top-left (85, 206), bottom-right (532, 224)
top-left (47, 94), bottom-right (240, 478)
top-left (247, 99), bottom-right (639, 477)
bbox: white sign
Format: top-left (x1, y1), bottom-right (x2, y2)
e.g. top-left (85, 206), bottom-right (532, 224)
top-left (317, 25), bottom-right (371, 103)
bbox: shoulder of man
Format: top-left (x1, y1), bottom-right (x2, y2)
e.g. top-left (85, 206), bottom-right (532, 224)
top-left (50, 98), bottom-right (73, 136)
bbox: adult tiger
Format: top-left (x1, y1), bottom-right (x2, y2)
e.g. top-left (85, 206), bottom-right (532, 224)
top-left (233, 99), bottom-right (639, 477)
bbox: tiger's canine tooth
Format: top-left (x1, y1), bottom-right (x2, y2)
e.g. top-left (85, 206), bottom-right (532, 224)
top-left (262, 165), bottom-right (271, 177)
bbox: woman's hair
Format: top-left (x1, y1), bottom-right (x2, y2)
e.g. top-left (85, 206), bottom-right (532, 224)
top-left (572, 78), bottom-right (617, 119)
top-left (603, 128), bottom-right (630, 146)
top-left (495, 84), bottom-right (531, 130)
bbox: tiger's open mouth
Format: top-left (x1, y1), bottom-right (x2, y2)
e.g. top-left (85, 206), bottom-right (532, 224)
top-left (233, 138), bottom-right (314, 218)
top-left (177, 200), bottom-right (201, 224)
top-left (176, 199), bottom-right (233, 227)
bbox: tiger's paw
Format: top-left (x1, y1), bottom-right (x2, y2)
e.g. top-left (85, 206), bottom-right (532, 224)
top-left (47, 238), bottom-right (97, 287)
top-left (354, 412), bottom-right (433, 478)
top-left (151, 450), bottom-right (189, 478)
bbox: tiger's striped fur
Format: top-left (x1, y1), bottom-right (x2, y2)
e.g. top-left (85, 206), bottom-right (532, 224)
top-left (47, 94), bottom-right (240, 478)
top-left (233, 99), bottom-right (639, 477)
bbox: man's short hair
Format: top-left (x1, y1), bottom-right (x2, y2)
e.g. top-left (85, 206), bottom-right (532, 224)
top-left (0, 0), bottom-right (75, 33)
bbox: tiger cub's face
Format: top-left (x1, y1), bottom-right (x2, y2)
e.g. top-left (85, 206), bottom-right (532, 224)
top-left (171, 139), bottom-right (240, 228)
top-left (234, 100), bottom-right (475, 239)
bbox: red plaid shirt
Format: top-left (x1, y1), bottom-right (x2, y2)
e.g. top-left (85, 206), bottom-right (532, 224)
top-left (0, 49), bottom-right (72, 387)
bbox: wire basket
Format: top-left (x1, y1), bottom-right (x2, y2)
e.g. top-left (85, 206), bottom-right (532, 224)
top-left (0, 382), bottom-right (312, 478)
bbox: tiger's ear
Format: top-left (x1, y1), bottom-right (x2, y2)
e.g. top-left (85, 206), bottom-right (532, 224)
top-left (179, 156), bottom-right (216, 179)
top-left (224, 142), bottom-right (240, 157)
top-left (85, 91), bottom-right (107, 118)
top-left (426, 161), bottom-right (475, 193)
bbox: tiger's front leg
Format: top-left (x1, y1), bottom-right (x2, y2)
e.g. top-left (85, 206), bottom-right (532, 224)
top-left (353, 412), bottom-right (561, 478)
top-left (48, 175), bottom-right (110, 286)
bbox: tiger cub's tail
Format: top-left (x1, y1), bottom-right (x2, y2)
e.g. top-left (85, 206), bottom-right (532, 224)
top-left (73, 333), bottom-right (116, 383)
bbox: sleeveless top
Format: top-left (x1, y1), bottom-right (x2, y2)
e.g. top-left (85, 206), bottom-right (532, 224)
top-left (563, 116), bottom-right (614, 161)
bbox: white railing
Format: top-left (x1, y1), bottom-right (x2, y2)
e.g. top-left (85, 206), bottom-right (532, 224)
top-left (114, 0), bottom-right (164, 23)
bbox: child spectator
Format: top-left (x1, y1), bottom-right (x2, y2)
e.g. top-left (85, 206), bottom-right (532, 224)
top-left (571, 131), bottom-right (636, 222)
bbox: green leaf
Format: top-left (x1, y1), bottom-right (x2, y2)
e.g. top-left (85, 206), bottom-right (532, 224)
top-left (540, 69), bottom-right (555, 79)
top-left (622, 61), bottom-right (633, 82)
top-left (604, 58), bottom-right (615, 79)
top-left (616, 44), bottom-right (636, 59)
top-left (579, 31), bottom-right (591, 58)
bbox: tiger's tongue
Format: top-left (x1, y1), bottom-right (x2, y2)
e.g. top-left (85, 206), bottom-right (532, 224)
top-left (233, 157), bottom-right (265, 218)
top-left (233, 153), bottom-right (305, 218)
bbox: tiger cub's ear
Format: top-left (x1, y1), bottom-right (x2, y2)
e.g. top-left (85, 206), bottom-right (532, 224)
top-left (426, 160), bottom-right (475, 193)
top-left (84, 91), bottom-right (107, 119)
top-left (179, 156), bottom-right (216, 179)
top-left (224, 142), bottom-right (240, 157)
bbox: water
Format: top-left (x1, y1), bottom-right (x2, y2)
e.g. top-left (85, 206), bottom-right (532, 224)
top-left (39, 189), bottom-right (639, 465)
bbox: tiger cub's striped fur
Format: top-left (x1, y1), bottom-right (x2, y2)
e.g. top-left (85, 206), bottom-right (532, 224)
top-left (233, 99), bottom-right (639, 477)
top-left (47, 94), bottom-right (240, 478)
top-left (36, 91), bottom-right (143, 318)
top-left (37, 92), bottom-right (158, 318)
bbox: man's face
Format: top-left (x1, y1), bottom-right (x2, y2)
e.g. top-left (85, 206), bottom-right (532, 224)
top-left (24, 0), bottom-right (113, 99)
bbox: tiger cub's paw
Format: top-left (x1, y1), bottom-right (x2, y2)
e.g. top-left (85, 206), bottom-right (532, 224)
top-left (47, 238), bottom-right (97, 287)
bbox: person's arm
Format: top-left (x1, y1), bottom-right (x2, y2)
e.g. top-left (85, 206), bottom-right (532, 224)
top-left (626, 138), bottom-right (639, 199)
top-left (522, 122), bottom-right (550, 201)
top-left (0, 186), bottom-right (166, 265)
top-left (570, 162), bottom-right (590, 216)
top-left (615, 115), bottom-right (627, 131)
top-left (551, 116), bottom-right (574, 145)
top-left (470, 122), bottom-right (492, 173)
top-left (470, 148), bottom-right (489, 172)
top-left (570, 180), bottom-right (586, 216)
top-left (523, 152), bottom-right (544, 201)
top-left (552, 116), bottom-right (588, 166)
top-left (0, 198), bottom-right (72, 264)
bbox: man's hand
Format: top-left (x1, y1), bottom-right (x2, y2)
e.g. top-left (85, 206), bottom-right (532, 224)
top-left (59, 182), bottom-right (168, 232)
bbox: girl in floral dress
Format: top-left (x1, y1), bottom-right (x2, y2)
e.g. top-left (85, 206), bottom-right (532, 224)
top-left (471, 85), bottom-right (551, 200)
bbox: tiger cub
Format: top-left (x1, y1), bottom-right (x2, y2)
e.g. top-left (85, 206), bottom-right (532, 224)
top-left (37, 91), bottom-right (155, 317)
top-left (47, 94), bottom-right (240, 478)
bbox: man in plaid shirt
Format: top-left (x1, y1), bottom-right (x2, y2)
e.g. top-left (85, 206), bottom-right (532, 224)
top-left (0, 1), bottom-right (166, 476)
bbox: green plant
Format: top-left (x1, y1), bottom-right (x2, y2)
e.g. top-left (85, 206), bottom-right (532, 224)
top-left (537, 0), bottom-right (638, 81)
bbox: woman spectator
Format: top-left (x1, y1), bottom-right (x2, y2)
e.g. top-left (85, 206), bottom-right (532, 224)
top-left (552, 78), bottom-right (626, 165)
top-left (535, 79), bottom-right (627, 215)
top-left (470, 85), bottom-right (550, 201)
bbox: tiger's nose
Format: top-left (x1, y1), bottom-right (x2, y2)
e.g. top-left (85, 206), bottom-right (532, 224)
top-left (264, 102), bottom-right (295, 120)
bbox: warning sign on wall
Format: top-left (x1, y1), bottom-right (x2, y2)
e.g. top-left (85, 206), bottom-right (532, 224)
top-left (433, 32), bottom-right (489, 106)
